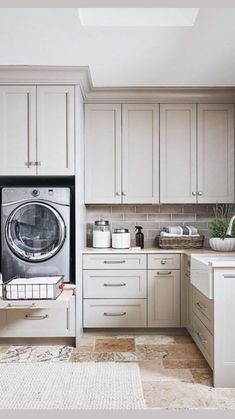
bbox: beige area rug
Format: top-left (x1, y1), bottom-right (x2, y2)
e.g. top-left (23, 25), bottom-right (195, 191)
top-left (0, 362), bottom-right (145, 409)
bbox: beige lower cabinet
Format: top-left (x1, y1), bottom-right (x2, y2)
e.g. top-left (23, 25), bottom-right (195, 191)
top-left (83, 252), bottom-right (182, 328)
top-left (0, 291), bottom-right (75, 338)
top-left (83, 254), bottom-right (147, 328)
top-left (84, 299), bottom-right (147, 328)
top-left (181, 255), bottom-right (193, 334)
top-left (148, 269), bottom-right (181, 327)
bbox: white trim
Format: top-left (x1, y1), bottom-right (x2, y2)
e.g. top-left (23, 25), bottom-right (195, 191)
top-left (0, 65), bottom-right (235, 103)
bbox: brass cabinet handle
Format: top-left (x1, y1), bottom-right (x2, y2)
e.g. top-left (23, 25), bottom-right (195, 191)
top-left (104, 283), bottom-right (126, 287)
top-left (192, 191), bottom-right (197, 196)
top-left (25, 161), bottom-right (41, 167)
top-left (25, 314), bottom-right (48, 320)
top-left (196, 301), bottom-right (207, 310)
top-left (196, 331), bottom-right (207, 345)
top-left (103, 260), bottom-right (126, 264)
top-left (104, 312), bottom-right (126, 317)
top-left (161, 259), bottom-right (167, 264)
top-left (156, 271), bottom-right (172, 276)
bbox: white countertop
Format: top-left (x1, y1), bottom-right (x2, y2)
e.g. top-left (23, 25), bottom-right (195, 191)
top-left (83, 247), bottom-right (235, 257)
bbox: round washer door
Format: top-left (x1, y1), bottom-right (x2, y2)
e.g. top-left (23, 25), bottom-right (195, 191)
top-left (5, 202), bottom-right (66, 262)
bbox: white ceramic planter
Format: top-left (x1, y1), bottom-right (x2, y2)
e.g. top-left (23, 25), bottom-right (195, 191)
top-left (209, 237), bottom-right (235, 252)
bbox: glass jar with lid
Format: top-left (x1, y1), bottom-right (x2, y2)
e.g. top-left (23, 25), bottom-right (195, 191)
top-left (92, 220), bottom-right (111, 248)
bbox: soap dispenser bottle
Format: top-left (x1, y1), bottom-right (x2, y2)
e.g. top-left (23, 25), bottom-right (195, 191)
top-left (135, 226), bottom-right (144, 249)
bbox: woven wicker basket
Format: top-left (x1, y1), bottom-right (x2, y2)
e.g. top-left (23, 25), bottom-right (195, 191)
top-left (156, 235), bottom-right (204, 249)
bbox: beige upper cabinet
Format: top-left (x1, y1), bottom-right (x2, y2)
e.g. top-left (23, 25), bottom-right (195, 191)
top-left (85, 103), bottom-right (159, 204)
top-left (37, 86), bottom-right (75, 176)
top-left (0, 85), bottom-right (75, 177)
top-left (160, 104), bottom-right (197, 203)
top-left (85, 104), bottom-right (122, 204)
top-left (197, 104), bottom-right (234, 203)
top-left (0, 86), bottom-right (37, 175)
top-left (122, 104), bottom-right (159, 203)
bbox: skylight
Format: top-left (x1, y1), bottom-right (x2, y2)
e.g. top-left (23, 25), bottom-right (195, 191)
top-left (78, 8), bottom-right (200, 27)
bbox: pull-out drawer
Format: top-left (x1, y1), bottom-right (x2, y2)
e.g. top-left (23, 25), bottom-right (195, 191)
top-left (193, 287), bottom-right (213, 334)
top-left (83, 270), bottom-right (147, 299)
top-left (148, 254), bottom-right (180, 270)
top-left (192, 312), bottom-right (213, 370)
top-left (0, 293), bottom-right (75, 338)
top-left (84, 299), bottom-right (147, 328)
top-left (83, 254), bottom-right (146, 270)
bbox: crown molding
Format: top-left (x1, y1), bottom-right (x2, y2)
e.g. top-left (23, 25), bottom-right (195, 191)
top-left (0, 65), bottom-right (92, 99)
top-left (0, 65), bottom-right (235, 103)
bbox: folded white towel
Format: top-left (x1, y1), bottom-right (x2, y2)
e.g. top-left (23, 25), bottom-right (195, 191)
top-left (160, 231), bottom-right (200, 238)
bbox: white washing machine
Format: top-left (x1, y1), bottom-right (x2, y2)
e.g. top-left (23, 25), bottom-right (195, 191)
top-left (1, 187), bottom-right (70, 283)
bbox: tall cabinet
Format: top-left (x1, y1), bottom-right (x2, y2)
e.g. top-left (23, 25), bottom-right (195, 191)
top-left (0, 85), bottom-right (75, 176)
top-left (85, 103), bottom-right (159, 204)
top-left (0, 86), bottom-right (37, 175)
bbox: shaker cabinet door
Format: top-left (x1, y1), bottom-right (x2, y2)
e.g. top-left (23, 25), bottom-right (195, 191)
top-left (197, 104), bottom-right (234, 203)
top-left (85, 104), bottom-right (122, 203)
top-left (0, 86), bottom-right (37, 175)
top-left (148, 270), bottom-right (181, 327)
top-left (36, 86), bottom-right (75, 176)
top-left (160, 104), bottom-right (197, 203)
top-left (122, 104), bottom-right (159, 203)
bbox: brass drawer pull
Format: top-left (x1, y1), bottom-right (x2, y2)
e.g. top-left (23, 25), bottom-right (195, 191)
top-left (196, 301), bottom-right (207, 310)
top-left (196, 331), bottom-right (207, 345)
top-left (104, 283), bottom-right (126, 287)
top-left (103, 260), bottom-right (126, 264)
top-left (104, 312), bottom-right (126, 317)
top-left (156, 271), bottom-right (172, 276)
top-left (25, 314), bottom-right (48, 320)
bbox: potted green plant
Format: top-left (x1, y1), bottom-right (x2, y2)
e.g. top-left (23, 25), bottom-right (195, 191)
top-left (210, 204), bottom-right (235, 251)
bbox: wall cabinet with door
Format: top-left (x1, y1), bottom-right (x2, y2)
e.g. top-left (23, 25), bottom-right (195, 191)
top-left (85, 103), bottom-right (159, 204)
top-left (85, 102), bottom-right (234, 204)
top-left (160, 103), bottom-right (234, 203)
top-left (0, 85), bottom-right (75, 176)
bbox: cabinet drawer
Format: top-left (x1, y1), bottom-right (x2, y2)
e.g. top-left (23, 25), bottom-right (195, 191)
top-left (193, 287), bottom-right (213, 334)
top-left (84, 299), bottom-right (147, 328)
top-left (83, 270), bottom-right (146, 299)
top-left (83, 254), bottom-right (146, 270)
top-left (192, 312), bottom-right (213, 370)
top-left (148, 254), bottom-right (180, 270)
top-left (0, 295), bottom-right (75, 338)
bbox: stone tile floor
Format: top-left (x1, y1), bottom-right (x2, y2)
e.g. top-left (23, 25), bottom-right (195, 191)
top-left (1, 332), bottom-right (235, 409)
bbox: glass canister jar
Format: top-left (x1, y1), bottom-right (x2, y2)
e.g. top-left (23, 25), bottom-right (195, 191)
top-left (92, 220), bottom-right (111, 248)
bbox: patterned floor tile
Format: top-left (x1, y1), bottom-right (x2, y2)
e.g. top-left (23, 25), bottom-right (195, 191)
top-left (163, 358), bottom-right (209, 369)
top-left (157, 343), bottom-right (204, 360)
top-left (70, 351), bottom-right (115, 362)
top-left (139, 361), bottom-right (194, 383)
top-left (95, 338), bottom-right (135, 352)
top-left (143, 381), bottom-right (207, 408)
top-left (190, 368), bottom-right (213, 386)
top-left (114, 352), bottom-right (139, 362)
top-left (173, 335), bottom-right (194, 344)
top-left (136, 345), bottom-right (168, 361)
top-left (0, 345), bottom-right (73, 363)
top-left (0, 345), bottom-right (10, 354)
top-left (135, 335), bottom-right (175, 345)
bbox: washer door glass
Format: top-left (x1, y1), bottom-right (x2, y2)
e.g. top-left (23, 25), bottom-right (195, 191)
top-left (6, 202), bottom-right (66, 262)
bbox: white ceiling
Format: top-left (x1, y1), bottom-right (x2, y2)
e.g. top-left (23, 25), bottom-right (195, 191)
top-left (0, 8), bottom-right (235, 87)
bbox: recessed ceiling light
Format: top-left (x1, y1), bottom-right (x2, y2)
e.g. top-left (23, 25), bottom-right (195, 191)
top-left (78, 8), bottom-right (200, 27)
